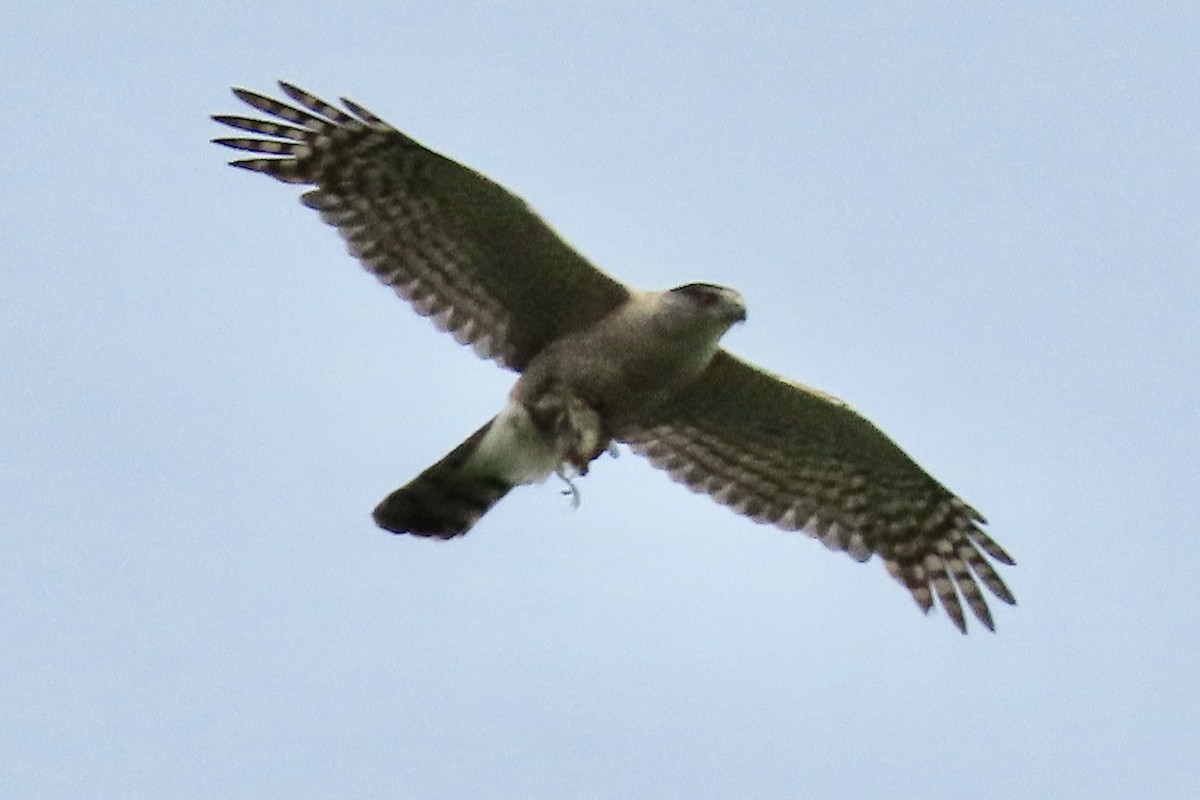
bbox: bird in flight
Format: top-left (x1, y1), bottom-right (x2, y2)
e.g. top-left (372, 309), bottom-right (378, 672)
top-left (213, 82), bottom-right (1016, 633)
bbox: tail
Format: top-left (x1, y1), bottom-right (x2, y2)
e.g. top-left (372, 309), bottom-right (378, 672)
top-left (373, 419), bottom-right (514, 538)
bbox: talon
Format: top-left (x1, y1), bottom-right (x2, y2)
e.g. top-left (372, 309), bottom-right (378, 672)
top-left (556, 469), bottom-right (582, 509)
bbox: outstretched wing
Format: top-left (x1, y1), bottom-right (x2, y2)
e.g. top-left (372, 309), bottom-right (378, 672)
top-left (620, 351), bottom-right (1016, 633)
top-left (213, 82), bottom-right (630, 371)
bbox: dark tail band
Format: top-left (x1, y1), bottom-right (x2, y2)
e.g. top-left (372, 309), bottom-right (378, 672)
top-left (373, 420), bottom-right (512, 538)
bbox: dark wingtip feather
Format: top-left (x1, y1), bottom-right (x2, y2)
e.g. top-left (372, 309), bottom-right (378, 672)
top-left (231, 86), bottom-right (269, 107)
top-left (979, 536), bottom-right (1016, 566)
top-left (973, 603), bottom-right (996, 632)
top-left (211, 137), bottom-right (298, 155)
top-left (212, 114), bottom-right (307, 140)
top-left (277, 81), bottom-right (356, 124)
top-left (226, 158), bottom-right (308, 183)
top-left (994, 584), bottom-right (1018, 607)
top-left (945, 596), bottom-right (968, 634)
top-left (229, 86), bottom-right (326, 127)
top-left (228, 158), bottom-right (275, 173)
top-left (341, 96), bottom-right (386, 125)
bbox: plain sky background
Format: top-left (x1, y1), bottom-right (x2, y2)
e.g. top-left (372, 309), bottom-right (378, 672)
top-left (3, 2), bottom-right (1197, 798)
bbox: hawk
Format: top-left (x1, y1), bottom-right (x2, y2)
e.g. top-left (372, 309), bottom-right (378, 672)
top-left (213, 82), bottom-right (1016, 633)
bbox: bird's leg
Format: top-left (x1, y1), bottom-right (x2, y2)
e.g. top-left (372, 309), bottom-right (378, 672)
top-left (528, 385), bottom-right (605, 464)
top-left (527, 383), bottom-right (609, 508)
top-left (556, 469), bottom-right (582, 508)
top-left (558, 398), bottom-right (608, 476)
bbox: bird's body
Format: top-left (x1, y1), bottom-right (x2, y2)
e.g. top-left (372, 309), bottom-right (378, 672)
top-left (377, 285), bottom-right (747, 537)
top-left (514, 287), bottom-right (747, 429)
top-left (213, 83), bottom-right (1017, 633)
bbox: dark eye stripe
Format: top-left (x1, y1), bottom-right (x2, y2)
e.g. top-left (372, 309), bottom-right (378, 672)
top-left (671, 283), bottom-right (723, 305)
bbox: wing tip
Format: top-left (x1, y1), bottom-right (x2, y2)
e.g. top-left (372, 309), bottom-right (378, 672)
top-left (230, 86), bottom-right (265, 106)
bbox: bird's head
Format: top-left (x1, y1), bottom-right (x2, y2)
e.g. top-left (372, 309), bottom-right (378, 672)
top-left (666, 282), bottom-right (748, 326)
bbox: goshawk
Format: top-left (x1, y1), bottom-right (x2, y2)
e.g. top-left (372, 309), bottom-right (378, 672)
top-left (213, 83), bottom-right (1016, 633)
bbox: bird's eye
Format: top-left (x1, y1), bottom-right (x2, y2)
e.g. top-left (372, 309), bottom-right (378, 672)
top-left (695, 292), bottom-right (718, 308)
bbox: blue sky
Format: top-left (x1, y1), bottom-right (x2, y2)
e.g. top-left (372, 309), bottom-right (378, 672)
top-left (3, 2), bottom-right (1197, 798)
